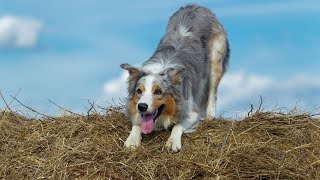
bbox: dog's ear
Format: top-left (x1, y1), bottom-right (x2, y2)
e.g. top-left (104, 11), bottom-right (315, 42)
top-left (121, 63), bottom-right (144, 98)
top-left (164, 66), bottom-right (185, 84)
top-left (120, 63), bottom-right (142, 77)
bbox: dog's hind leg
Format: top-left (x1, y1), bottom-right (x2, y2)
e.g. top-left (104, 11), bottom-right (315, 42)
top-left (206, 25), bottom-right (229, 119)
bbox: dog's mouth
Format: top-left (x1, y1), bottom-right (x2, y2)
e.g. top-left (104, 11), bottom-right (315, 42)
top-left (141, 104), bottom-right (165, 121)
top-left (140, 104), bottom-right (165, 134)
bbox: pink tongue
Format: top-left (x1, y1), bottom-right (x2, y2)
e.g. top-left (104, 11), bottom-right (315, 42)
top-left (141, 114), bottom-right (154, 134)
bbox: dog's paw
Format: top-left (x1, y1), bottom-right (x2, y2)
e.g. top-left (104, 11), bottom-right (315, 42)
top-left (165, 136), bottom-right (181, 153)
top-left (124, 133), bottom-right (141, 149)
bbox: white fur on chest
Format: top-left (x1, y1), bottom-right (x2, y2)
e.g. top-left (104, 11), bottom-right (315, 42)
top-left (154, 116), bottom-right (174, 131)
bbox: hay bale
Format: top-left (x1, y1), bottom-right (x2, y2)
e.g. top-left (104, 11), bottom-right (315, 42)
top-left (0, 110), bottom-right (319, 179)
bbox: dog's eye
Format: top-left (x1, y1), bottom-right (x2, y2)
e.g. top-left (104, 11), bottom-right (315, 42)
top-left (154, 89), bottom-right (162, 95)
top-left (136, 89), bottom-right (142, 94)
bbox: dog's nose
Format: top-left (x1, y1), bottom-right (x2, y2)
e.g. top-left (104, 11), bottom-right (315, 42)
top-left (138, 103), bottom-right (148, 112)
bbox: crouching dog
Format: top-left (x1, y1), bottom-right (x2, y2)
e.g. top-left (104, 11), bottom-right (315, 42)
top-left (121, 5), bottom-right (230, 152)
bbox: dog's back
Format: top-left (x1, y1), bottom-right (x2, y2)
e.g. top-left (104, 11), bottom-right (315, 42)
top-left (144, 5), bottom-right (229, 117)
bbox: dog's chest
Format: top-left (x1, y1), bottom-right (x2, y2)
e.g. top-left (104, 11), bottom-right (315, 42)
top-left (154, 116), bottom-right (174, 131)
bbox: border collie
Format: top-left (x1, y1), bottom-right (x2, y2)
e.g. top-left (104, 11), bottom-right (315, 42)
top-left (121, 4), bottom-right (229, 152)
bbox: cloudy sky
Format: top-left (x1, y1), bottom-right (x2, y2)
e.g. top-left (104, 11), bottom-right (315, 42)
top-left (0, 0), bottom-right (319, 117)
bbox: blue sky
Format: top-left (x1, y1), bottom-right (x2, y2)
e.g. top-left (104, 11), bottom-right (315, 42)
top-left (0, 0), bottom-right (320, 117)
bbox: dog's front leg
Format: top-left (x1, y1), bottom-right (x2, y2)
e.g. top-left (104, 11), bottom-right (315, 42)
top-left (166, 111), bottom-right (200, 152)
top-left (124, 125), bottom-right (142, 149)
top-left (124, 114), bottom-right (142, 149)
top-left (165, 124), bottom-right (184, 152)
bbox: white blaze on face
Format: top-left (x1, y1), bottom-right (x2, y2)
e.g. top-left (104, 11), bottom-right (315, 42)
top-left (142, 63), bottom-right (164, 74)
top-left (137, 75), bottom-right (155, 113)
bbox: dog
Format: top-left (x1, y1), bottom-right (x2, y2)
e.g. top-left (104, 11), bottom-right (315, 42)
top-left (121, 4), bottom-right (229, 152)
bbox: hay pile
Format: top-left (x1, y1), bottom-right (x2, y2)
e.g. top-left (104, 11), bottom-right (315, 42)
top-left (0, 109), bottom-right (319, 179)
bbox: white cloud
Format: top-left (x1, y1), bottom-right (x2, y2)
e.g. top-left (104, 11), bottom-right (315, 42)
top-left (218, 72), bottom-right (273, 108)
top-left (102, 71), bottom-right (129, 104)
top-left (218, 72), bottom-right (320, 117)
top-left (103, 71), bottom-right (128, 96)
top-left (102, 71), bottom-right (320, 117)
top-left (0, 16), bottom-right (43, 48)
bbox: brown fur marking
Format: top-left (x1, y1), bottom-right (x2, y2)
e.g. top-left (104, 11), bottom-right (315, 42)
top-left (151, 83), bottom-right (160, 93)
top-left (129, 84), bottom-right (145, 116)
top-left (208, 26), bottom-right (227, 101)
top-left (152, 83), bottom-right (177, 124)
top-left (138, 83), bottom-right (145, 93)
top-left (171, 72), bottom-right (183, 85)
top-left (130, 95), bottom-right (138, 116)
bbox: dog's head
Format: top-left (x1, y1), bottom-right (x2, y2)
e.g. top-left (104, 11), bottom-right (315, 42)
top-left (121, 63), bottom-right (184, 134)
